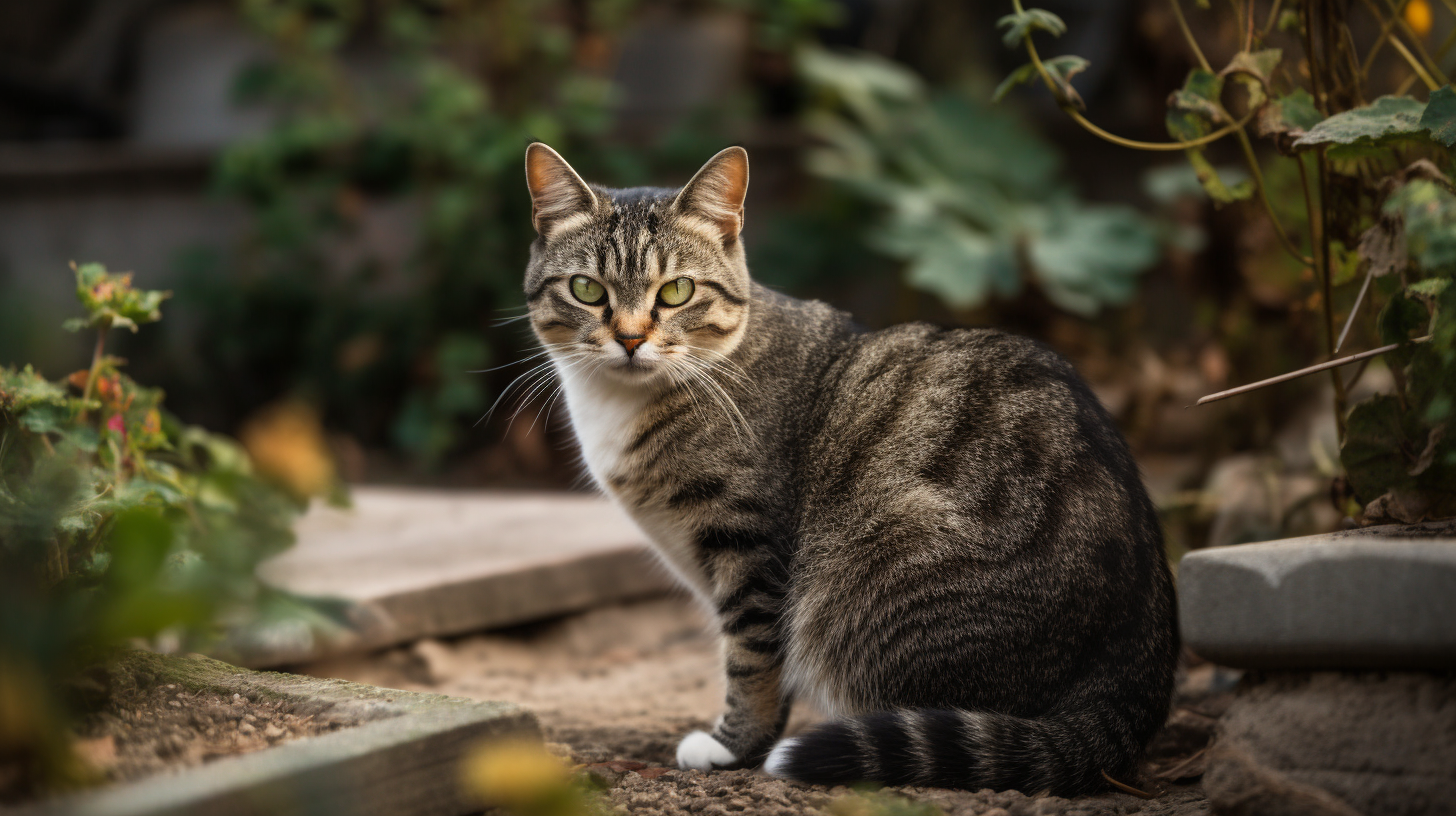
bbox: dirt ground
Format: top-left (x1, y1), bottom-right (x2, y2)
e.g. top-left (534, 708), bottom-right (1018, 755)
top-left (70, 678), bottom-right (346, 786)
top-left (300, 596), bottom-right (1226, 816)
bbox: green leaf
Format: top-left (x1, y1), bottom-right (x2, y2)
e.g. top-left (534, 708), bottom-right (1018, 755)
top-left (1386, 179), bottom-right (1456, 272)
top-left (1418, 85), bottom-right (1456, 147)
top-left (993, 62), bottom-right (1040, 103)
top-left (1293, 95), bottom-right (1428, 150)
top-left (1341, 394), bottom-right (1417, 502)
top-left (996, 8), bottom-right (1067, 48)
top-left (1166, 69), bottom-right (1226, 141)
top-left (1257, 88), bottom-right (1323, 151)
top-left (1024, 201), bottom-right (1161, 315)
top-left (1039, 55), bottom-right (1089, 109)
top-left (1409, 278), bottom-right (1451, 298)
top-left (69, 262), bottom-right (172, 334)
top-left (0, 365), bottom-right (70, 414)
top-left (1186, 149), bottom-right (1255, 205)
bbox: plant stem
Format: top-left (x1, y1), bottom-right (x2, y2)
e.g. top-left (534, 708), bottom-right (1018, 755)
top-left (1262, 0), bottom-right (1286, 37)
top-left (1168, 0), bottom-right (1213, 73)
top-left (1358, 0), bottom-right (1443, 88)
top-left (1381, 0), bottom-right (1451, 84)
top-left (1316, 148), bottom-right (1349, 440)
top-left (1012, 0), bottom-right (1251, 151)
top-left (79, 321), bottom-right (110, 421)
top-left (1232, 126), bottom-right (1315, 265)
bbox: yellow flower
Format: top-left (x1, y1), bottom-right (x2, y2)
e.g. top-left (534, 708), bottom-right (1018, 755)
top-left (1406, 0), bottom-right (1433, 37)
top-left (460, 739), bottom-right (574, 813)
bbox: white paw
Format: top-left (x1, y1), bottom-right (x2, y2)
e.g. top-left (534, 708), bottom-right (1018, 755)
top-left (762, 738), bottom-right (799, 778)
top-left (676, 731), bottom-right (738, 771)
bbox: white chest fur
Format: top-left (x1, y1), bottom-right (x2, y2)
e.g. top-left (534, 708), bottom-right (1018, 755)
top-left (555, 360), bottom-right (715, 605)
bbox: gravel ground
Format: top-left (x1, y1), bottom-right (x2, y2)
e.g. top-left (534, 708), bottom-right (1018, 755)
top-left (299, 596), bottom-right (1224, 816)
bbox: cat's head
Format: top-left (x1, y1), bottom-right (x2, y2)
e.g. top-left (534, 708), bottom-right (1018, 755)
top-left (523, 143), bottom-right (751, 386)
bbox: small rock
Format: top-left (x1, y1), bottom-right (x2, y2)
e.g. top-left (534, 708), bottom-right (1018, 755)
top-left (263, 724), bottom-right (285, 739)
top-left (73, 735), bottom-right (117, 770)
top-left (238, 722), bottom-right (255, 734)
top-left (168, 700), bottom-right (182, 708)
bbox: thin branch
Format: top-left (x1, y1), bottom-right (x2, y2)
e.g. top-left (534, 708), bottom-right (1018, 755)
top-left (1334, 268), bottom-right (1375, 354)
top-left (1169, 0), bottom-right (1213, 73)
top-left (1232, 125), bottom-right (1315, 266)
top-left (1262, 0), bottom-right (1286, 39)
top-left (1358, 0), bottom-right (1443, 89)
top-left (1195, 337), bottom-right (1431, 406)
top-left (1101, 770), bottom-right (1155, 799)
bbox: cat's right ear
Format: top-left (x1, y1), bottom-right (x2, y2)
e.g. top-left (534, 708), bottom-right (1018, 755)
top-left (525, 143), bottom-right (597, 239)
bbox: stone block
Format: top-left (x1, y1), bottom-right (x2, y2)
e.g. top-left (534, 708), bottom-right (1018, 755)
top-left (1178, 520), bottom-right (1456, 669)
top-left (247, 488), bottom-right (674, 665)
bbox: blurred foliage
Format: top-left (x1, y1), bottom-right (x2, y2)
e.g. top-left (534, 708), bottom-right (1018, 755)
top-left (460, 738), bottom-right (607, 816)
top-left (798, 46), bottom-right (1160, 316)
top-left (160, 0), bottom-right (839, 472)
top-left (1000, 1), bottom-right (1456, 524)
top-left (0, 264), bottom-right (324, 799)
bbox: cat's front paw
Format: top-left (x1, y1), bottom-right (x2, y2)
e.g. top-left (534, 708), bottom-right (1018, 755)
top-left (676, 730), bottom-right (739, 771)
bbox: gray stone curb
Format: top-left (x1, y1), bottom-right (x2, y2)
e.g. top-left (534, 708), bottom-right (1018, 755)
top-left (1178, 519), bottom-right (1456, 669)
top-left (26, 651), bottom-right (539, 816)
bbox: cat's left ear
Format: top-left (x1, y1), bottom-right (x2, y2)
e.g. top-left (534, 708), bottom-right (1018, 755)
top-left (673, 147), bottom-right (749, 242)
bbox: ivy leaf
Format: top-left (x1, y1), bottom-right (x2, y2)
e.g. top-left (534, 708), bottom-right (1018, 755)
top-left (996, 8), bottom-right (1067, 48)
top-left (1387, 179), bottom-right (1456, 272)
top-left (1418, 84), bottom-right (1456, 147)
top-left (1219, 48), bottom-right (1282, 108)
top-left (1024, 200), bottom-right (1161, 315)
top-left (1293, 95), bottom-right (1428, 152)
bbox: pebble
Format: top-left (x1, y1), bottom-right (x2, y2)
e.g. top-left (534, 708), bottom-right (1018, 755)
top-left (168, 700), bottom-right (182, 707)
top-left (263, 724), bottom-right (286, 739)
top-left (238, 722), bottom-right (255, 734)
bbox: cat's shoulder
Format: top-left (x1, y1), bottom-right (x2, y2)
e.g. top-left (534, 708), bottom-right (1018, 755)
top-left (852, 321), bottom-right (1076, 382)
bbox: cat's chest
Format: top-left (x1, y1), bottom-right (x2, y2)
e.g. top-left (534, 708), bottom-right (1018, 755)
top-left (556, 364), bottom-right (713, 601)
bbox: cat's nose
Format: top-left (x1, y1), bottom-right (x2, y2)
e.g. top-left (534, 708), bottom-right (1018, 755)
top-left (616, 334), bottom-right (646, 356)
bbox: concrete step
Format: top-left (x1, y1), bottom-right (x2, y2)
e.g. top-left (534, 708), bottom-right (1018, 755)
top-left (247, 488), bottom-right (673, 666)
top-left (1178, 518), bottom-right (1456, 670)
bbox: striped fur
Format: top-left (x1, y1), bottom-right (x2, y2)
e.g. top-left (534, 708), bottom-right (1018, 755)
top-left (522, 144), bottom-right (1179, 795)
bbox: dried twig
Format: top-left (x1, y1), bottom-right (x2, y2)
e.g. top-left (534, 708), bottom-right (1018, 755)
top-left (1101, 770), bottom-right (1155, 799)
top-left (1194, 337), bottom-right (1431, 406)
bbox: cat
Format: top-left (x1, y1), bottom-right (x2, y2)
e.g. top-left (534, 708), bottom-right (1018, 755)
top-left (521, 142), bottom-right (1179, 795)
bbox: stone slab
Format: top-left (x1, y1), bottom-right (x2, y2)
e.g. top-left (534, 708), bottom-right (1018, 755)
top-left (26, 651), bottom-right (540, 816)
top-left (1178, 519), bottom-right (1456, 669)
top-left (1203, 671), bottom-right (1456, 816)
top-left (248, 488), bottom-right (673, 665)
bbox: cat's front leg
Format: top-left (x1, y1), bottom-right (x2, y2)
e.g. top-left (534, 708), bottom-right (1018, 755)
top-left (677, 616), bottom-right (791, 770)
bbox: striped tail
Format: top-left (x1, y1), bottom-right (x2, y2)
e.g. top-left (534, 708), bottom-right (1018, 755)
top-left (762, 708), bottom-right (1137, 796)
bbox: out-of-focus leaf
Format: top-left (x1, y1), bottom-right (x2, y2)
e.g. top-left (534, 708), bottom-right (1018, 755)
top-left (1257, 89), bottom-right (1323, 152)
top-left (993, 62), bottom-right (1039, 103)
top-left (1219, 49), bottom-right (1281, 108)
top-left (1386, 179), bottom-right (1456, 272)
top-left (1166, 69), bottom-right (1226, 140)
top-left (1418, 84), bottom-right (1456, 146)
top-left (1186, 150), bottom-right (1255, 204)
top-left (1341, 394), bottom-right (1416, 503)
top-left (1025, 201), bottom-right (1162, 315)
top-left (1359, 216), bottom-right (1407, 278)
top-left (1037, 55), bottom-right (1089, 109)
top-left (996, 8), bottom-right (1067, 48)
top-left (69, 263), bottom-right (171, 333)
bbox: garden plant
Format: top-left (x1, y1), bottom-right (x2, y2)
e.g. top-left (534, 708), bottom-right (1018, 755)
top-left (998, 0), bottom-right (1456, 523)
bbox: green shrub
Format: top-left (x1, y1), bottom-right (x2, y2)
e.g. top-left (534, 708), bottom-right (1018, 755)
top-left (0, 264), bottom-right (318, 797)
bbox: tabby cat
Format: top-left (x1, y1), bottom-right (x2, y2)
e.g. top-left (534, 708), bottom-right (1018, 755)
top-left (521, 143), bottom-right (1178, 795)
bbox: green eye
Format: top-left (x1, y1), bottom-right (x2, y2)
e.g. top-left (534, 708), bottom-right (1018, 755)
top-left (570, 275), bottom-right (606, 305)
top-left (657, 277), bottom-right (695, 307)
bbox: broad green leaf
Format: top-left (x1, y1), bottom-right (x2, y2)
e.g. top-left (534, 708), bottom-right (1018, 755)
top-left (1418, 84), bottom-right (1456, 147)
top-left (1257, 88), bottom-right (1322, 151)
top-left (899, 223), bottom-right (1020, 309)
top-left (1025, 201), bottom-right (1161, 315)
top-left (1409, 278), bottom-right (1451, 297)
top-left (1293, 95), bottom-right (1427, 150)
top-left (0, 365), bottom-right (70, 413)
top-left (996, 8), bottom-right (1067, 48)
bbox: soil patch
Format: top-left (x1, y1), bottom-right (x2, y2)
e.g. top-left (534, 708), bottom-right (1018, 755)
top-left (301, 596), bottom-right (1226, 815)
top-left (72, 681), bottom-right (346, 785)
